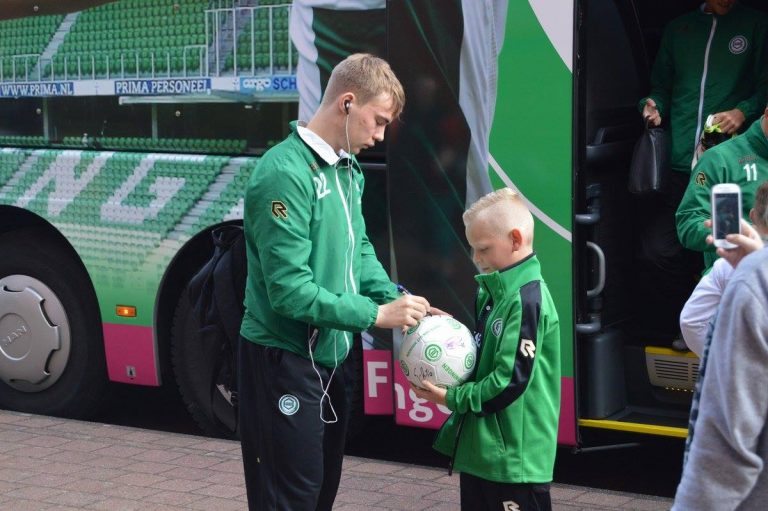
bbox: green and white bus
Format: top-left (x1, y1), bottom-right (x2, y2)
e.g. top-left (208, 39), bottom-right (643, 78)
top-left (1, 0), bottom-right (754, 445)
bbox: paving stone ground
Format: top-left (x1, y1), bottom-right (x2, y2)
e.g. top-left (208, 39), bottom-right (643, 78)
top-left (0, 410), bottom-right (673, 510)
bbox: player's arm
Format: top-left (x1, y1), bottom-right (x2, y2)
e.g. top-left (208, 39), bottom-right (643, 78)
top-left (359, 232), bottom-right (399, 304)
top-left (639, 25), bottom-right (674, 121)
top-left (735, 18), bottom-right (768, 124)
top-left (447, 282), bottom-right (545, 415)
top-left (352, 167), bottom-right (399, 304)
top-left (679, 260), bottom-right (728, 357)
top-left (249, 161), bottom-right (378, 331)
top-left (676, 156), bottom-right (721, 253)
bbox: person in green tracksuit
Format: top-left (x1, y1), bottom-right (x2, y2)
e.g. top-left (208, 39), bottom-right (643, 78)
top-left (414, 188), bottom-right (561, 511)
top-left (677, 110), bottom-right (768, 272)
top-left (237, 54), bottom-right (439, 511)
top-left (637, 0), bottom-right (768, 341)
top-left (641, 1), bottom-right (768, 174)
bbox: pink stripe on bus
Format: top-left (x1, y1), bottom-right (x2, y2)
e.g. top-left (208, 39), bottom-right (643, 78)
top-left (102, 323), bottom-right (160, 386)
top-left (363, 351), bottom-right (577, 445)
top-left (558, 377), bottom-right (577, 446)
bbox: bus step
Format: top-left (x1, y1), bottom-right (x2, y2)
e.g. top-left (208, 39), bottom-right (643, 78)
top-left (644, 346), bottom-right (699, 391)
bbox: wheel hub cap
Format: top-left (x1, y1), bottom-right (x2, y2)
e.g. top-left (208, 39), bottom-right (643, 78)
top-left (0, 275), bottom-right (70, 391)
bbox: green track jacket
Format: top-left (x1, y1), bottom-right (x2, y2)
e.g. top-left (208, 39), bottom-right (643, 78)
top-left (434, 254), bottom-right (561, 483)
top-left (677, 117), bottom-right (768, 271)
top-left (640, 4), bottom-right (768, 173)
top-left (240, 122), bottom-right (398, 368)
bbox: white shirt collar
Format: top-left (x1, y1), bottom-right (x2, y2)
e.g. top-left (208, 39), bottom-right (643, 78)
top-left (297, 122), bottom-right (351, 166)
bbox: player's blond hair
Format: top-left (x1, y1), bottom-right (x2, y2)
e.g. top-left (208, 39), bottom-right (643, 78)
top-left (322, 53), bottom-right (405, 118)
top-left (463, 188), bottom-right (534, 243)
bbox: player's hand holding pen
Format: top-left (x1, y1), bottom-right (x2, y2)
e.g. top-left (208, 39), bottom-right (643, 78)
top-left (396, 284), bottom-right (450, 317)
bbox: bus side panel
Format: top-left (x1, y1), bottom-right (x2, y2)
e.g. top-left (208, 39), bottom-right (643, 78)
top-left (0, 149), bottom-right (252, 385)
top-left (489, 1), bottom-right (577, 445)
top-left (386, 1), bottom-right (577, 445)
top-left (386, 0), bottom-right (477, 429)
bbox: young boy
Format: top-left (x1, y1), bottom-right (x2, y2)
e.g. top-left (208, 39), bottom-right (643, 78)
top-left (414, 187), bottom-right (561, 511)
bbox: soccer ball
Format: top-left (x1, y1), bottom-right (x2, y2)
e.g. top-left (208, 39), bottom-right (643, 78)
top-left (398, 315), bottom-right (477, 389)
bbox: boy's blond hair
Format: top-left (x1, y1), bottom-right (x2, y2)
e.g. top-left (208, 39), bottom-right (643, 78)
top-left (322, 53), bottom-right (405, 118)
top-left (754, 181), bottom-right (768, 230)
top-left (463, 188), bottom-right (534, 243)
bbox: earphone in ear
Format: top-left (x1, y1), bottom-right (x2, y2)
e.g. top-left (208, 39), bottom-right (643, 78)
top-left (344, 100), bottom-right (350, 114)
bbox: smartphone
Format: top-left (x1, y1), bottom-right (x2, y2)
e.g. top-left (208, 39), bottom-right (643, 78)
top-left (711, 183), bottom-right (742, 249)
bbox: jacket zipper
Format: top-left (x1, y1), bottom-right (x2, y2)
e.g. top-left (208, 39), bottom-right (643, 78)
top-left (334, 161), bottom-right (356, 356)
top-left (448, 294), bottom-right (494, 475)
top-left (448, 414), bottom-right (466, 476)
top-left (695, 16), bottom-right (718, 154)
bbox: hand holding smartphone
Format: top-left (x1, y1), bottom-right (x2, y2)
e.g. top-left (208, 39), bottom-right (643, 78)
top-left (711, 183), bottom-right (742, 249)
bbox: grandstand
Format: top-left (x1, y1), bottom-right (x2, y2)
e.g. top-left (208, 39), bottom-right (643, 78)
top-left (0, 1), bottom-right (297, 154)
top-left (0, 14), bottom-right (63, 80)
top-left (62, 136), bottom-right (247, 154)
top-left (0, 0), bottom-right (296, 82)
top-left (220, 3), bottom-right (296, 74)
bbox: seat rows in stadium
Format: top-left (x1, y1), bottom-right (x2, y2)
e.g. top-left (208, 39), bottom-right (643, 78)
top-left (51, 0), bottom-right (210, 78)
top-left (0, 135), bottom-right (246, 155)
top-left (52, 136), bottom-right (246, 154)
top-left (0, 15), bottom-right (63, 79)
top-left (0, 135), bottom-right (48, 147)
top-left (0, 0), bottom-right (296, 81)
top-left (222, 5), bottom-right (297, 73)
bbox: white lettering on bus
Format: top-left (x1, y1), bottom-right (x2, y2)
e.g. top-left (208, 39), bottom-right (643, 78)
top-left (408, 387), bottom-right (434, 423)
top-left (393, 382), bottom-right (434, 423)
top-left (366, 361), bottom-right (389, 398)
top-left (100, 156), bottom-right (185, 224)
top-left (15, 151), bottom-right (112, 216)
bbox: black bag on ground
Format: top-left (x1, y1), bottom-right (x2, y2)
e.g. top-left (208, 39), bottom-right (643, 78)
top-left (186, 224), bottom-right (247, 434)
top-left (628, 125), bottom-right (669, 195)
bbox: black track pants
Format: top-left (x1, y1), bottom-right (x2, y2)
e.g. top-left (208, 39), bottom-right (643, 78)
top-left (460, 472), bottom-right (552, 511)
top-left (238, 337), bottom-right (351, 511)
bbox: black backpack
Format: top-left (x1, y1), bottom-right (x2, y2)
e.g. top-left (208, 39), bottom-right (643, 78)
top-left (184, 224), bottom-right (247, 435)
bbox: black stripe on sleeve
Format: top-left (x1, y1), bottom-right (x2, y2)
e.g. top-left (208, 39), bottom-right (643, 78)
top-left (480, 281), bottom-right (542, 415)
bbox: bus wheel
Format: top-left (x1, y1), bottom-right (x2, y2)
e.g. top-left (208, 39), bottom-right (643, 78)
top-left (0, 229), bottom-right (107, 418)
top-left (171, 288), bottom-right (238, 439)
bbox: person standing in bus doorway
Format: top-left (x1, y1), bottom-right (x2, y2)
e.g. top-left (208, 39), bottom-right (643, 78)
top-left (238, 53), bottom-right (442, 511)
top-left (414, 188), bottom-right (561, 511)
top-left (679, 180), bottom-right (768, 356)
top-left (677, 106), bottom-right (768, 277)
top-left (638, 0), bottom-right (768, 346)
top-left (672, 225), bottom-right (768, 510)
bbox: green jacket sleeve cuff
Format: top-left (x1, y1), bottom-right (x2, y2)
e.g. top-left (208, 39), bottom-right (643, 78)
top-left (366, 299), bottom-right (380, 329)
top-left (446, 387), bottom-right (457, 411)
top-left (735, 100), bottom-right (758, 123)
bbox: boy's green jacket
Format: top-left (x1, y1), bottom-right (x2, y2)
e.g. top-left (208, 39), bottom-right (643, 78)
top-left (434, 254), bottom-right (561, 483)
top-left (240, 122), bottom-right (398, 368)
